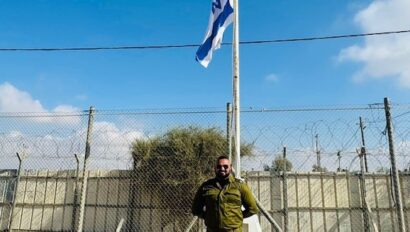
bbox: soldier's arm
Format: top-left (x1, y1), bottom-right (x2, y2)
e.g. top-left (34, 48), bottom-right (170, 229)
top-left (192, 184), bottom-right (205, 218)
top-left (240, 182), bottom-right (259, 218)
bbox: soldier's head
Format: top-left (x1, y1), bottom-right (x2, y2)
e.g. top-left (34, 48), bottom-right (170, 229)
top-left (215, 155), bottom-right (232, 179)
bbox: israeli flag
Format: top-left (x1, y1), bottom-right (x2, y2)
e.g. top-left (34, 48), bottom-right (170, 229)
top-left (196, 0), bottom-right (234, 68)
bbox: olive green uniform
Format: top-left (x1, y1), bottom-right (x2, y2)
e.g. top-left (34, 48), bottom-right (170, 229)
top-left (192, 174), bottom-right (258, 232)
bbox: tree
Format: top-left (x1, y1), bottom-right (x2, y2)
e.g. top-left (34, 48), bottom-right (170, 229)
top-left (312, 164), bottom-right (328, 172)
top-left (130, 126), bottom-right (253, 228)
top-left (267, 156), bottom-right (292, 173)
top-left (375, 167), bottom-right (389, 173)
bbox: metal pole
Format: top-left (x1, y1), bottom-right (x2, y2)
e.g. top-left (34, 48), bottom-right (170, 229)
top-left (232, 0), bottom-right (241, 178)
top-left (115, 218), bottom-right (125, 232)
top-left (256, 199), bottom-right (283, 232)
top-left (359, 117), bottom-right (369, 172)
top-left (359, 148), bottom-right (370, 232)
top-left (126, 163), bottom-right (138, 231)
top-left (384, 97), bottom-right (405, 232)
top-left (7, 152), bottom-right (23, 231)
top-left (358, 147), bottom-right (379, 232)
top-left (184, 216), bottom-right (198, 232)
top-left (337, 151), bottom-right (341, 172)
top-left (282, 146), bottom-right (288, 232)
top-left (227, 102), bottom-right (232, 160)
top-left (315, 134), bottom-right (321, 171)
top-left (76, 106), bottom-right (95, 232)
top-left (72, 154), bottom-right (80, 230)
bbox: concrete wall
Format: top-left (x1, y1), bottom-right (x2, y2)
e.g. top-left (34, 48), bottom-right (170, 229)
top-left (0, 170), bottom-right (152, 232)
top-left (0, 170), bottom-right (409, 231)
top-left (247, 171), bottom-right (410, 232)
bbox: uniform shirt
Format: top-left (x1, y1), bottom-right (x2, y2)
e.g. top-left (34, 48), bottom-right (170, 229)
top-left (192, 174), bottom-right (259, 231)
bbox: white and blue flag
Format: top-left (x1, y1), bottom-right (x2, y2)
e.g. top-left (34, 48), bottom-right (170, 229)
top-left (196, 0), bottom-right (234, 68)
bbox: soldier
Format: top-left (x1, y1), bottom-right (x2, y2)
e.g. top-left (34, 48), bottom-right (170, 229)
top-left (192, 155), bottom-right (258, 232)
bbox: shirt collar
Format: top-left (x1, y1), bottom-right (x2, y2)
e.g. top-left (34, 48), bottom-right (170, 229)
top-left (214, 174), bottom-right (235, 189)
top-left (228, 174), bottom-right (235, 183)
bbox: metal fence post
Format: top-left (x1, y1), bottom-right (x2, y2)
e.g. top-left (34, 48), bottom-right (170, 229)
top-left (227, 102), bottom-right (232, 160)
top-left (7, 152), bottom-right (24, 231)
top-left (384, 98), bottom-right (406, 232)
top-left (76, 106), bottom-right (95, 232)
top-left (282, 146), bottom-right (288, 232)
top-left (126, 164), bottom-right (137, 231)
top-left (72, 154), bottom-right (80, 230)
top-left (359, 117), bottom-right (369, 172)
top-left (358, 148), bottom-right (370, 232)
top-left (315, 134), bottom-right (321, 171)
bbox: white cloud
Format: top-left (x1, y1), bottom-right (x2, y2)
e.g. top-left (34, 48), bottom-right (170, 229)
top-left (0, 121), bottom-right (144, 170)
top-left (0, 82), bottom-right (81, 123)
top-left (53, 105), bottom-right (80, 113)
top-left (338, 0), bottom-right (410, 87)
top-left (0, 82), bottom-right (145, 169)
top-left (265, 73), bottom-right (279, 83)
top-left (92, 121), bottom-right (144, 160)
top-left (0, 82), bottom-right (44, 112)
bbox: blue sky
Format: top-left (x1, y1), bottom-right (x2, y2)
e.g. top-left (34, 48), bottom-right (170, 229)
top-left (1, 0), bottom-right (410, 112)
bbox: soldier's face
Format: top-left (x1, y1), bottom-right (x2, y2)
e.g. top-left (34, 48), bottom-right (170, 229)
top-left (215, 158), bottom-right (231, 178)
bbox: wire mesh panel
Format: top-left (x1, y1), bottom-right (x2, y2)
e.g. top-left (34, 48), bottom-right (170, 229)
top-left (0, 111), bottom-right (89, 231)
top-left (88, 109), bottom-right (228, 232)
top-left (0, 102), bottom-right (410, 231)
top-left (240, 104), bottom-right (392, 172)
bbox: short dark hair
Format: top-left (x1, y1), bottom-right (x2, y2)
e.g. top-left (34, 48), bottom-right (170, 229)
top-left (217, 155), bottom-right (229, 162)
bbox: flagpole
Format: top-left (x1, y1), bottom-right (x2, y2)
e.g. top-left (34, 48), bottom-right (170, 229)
top-left (232, 0), bottom-right (241, 178)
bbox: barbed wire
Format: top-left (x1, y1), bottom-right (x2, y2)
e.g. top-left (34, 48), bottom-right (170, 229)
top-left (1, 105), bottom-right (410, 172)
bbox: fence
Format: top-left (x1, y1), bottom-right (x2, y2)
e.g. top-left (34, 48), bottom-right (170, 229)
top-left (1, 170), bottom-right (410, 231)
top-left (246, 171), bottom-right (410, 232)
top-left (0, 98), bottom-right (410, 231)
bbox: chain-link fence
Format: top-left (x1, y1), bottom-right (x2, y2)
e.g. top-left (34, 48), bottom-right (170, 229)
top-left (0, 99), bottom-right (410, 231)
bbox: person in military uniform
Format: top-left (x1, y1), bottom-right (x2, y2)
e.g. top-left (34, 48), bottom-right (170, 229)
top-left (192, 155), bottom-right (259, 232)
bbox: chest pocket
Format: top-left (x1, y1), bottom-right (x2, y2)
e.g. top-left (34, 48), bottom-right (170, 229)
top-left (224, 189), bottom-right (241, 205)
top-left (203, 187), bottom-right (219, 204)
